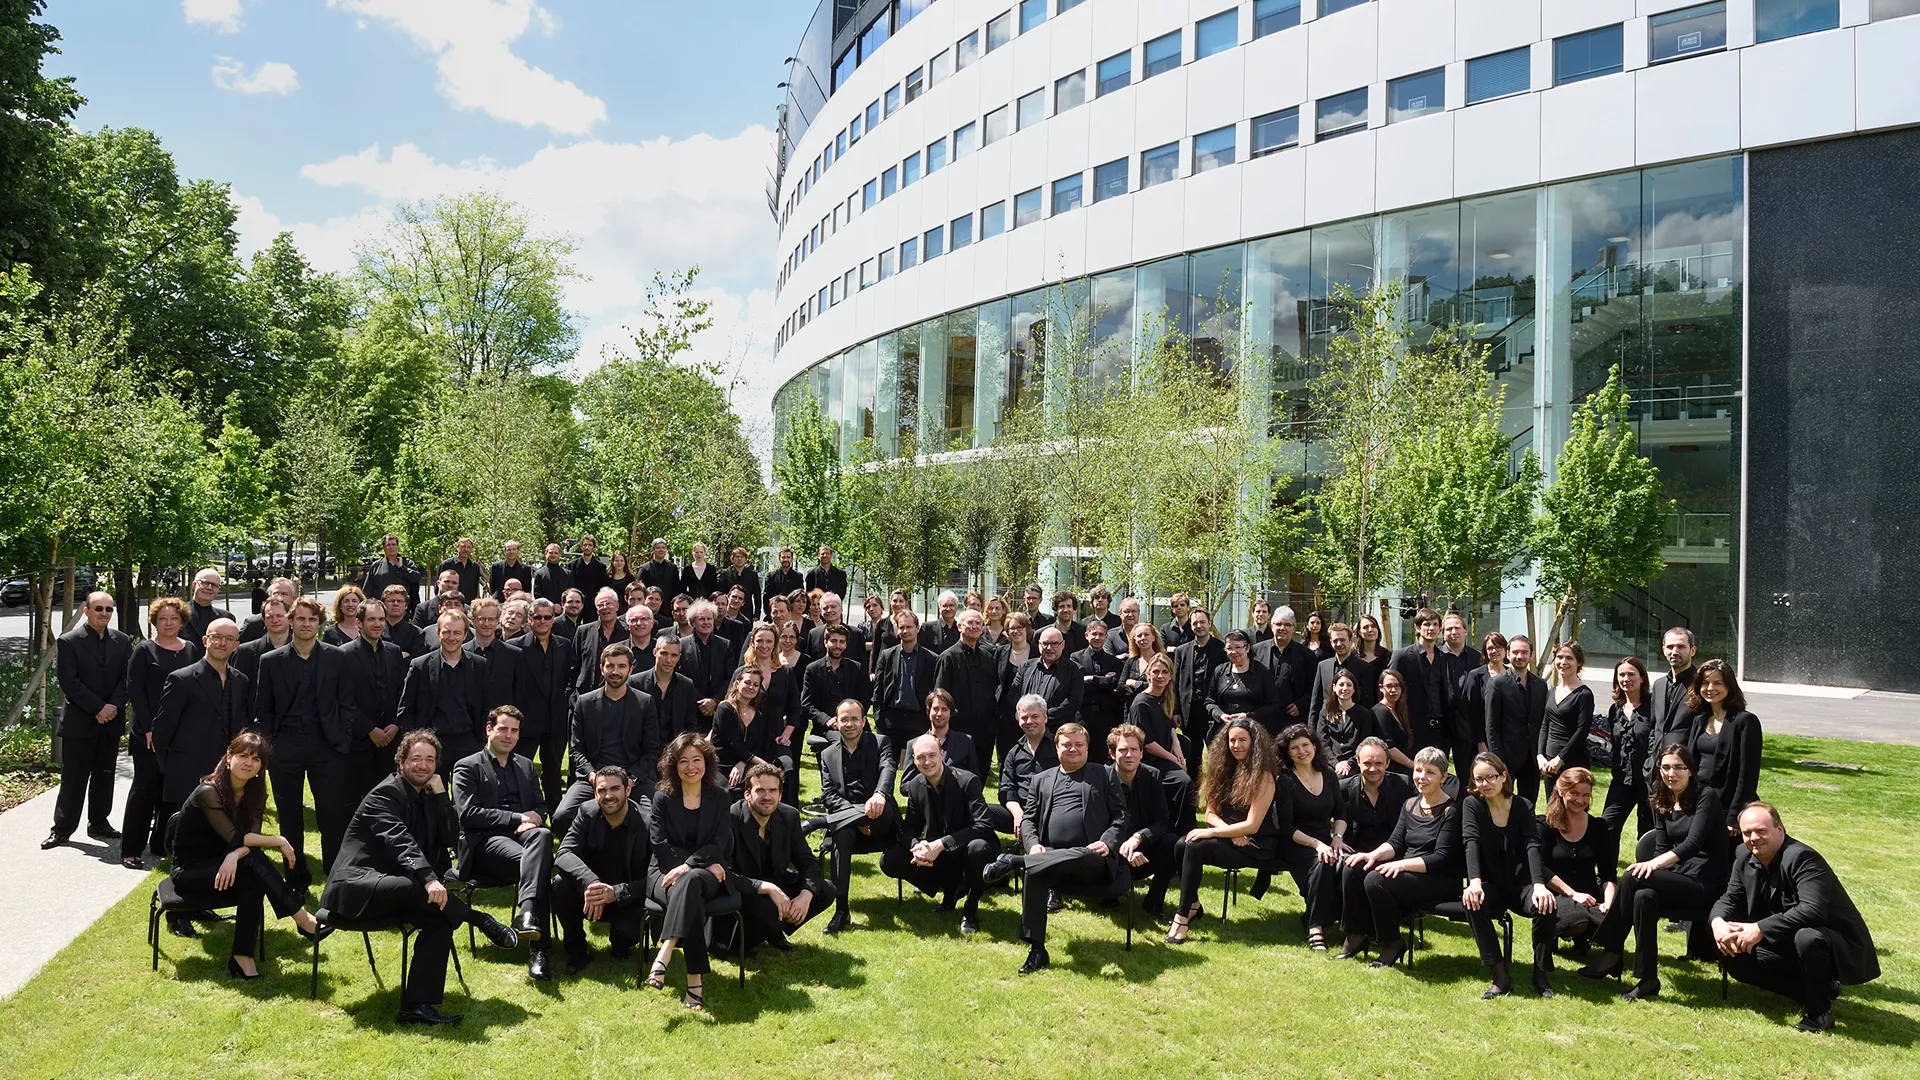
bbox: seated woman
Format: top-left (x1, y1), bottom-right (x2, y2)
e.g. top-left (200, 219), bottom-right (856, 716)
top-left (1165, 720), bottom-right (1282, 945)
top-left (1337, 746), bottom-right (1461, 967)
top-left (1461, 752), bottom-right (1555, 998)
top-left (1127, 653), bottom-right (1193, 820)
top-left (647, 731), bottom-right (735, 1011)
top-left (168, 731), bottom-right (326, 979)
top-left (1581, 744), bottom-right (1726, 1000)
top-left (1371, 669), bottom-right (1417, 776)
top-left (1316, 668), bottom-right (1376, 778)
top-left (712, 667), bottom-right (792, 802)
top-left (1536, 766), bottom-right (1616, 991)
top-left (1276, 724), bottom-right (1348, 951)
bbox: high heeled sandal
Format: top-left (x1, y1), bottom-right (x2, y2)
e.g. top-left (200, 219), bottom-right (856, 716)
top-left (1306, 929), bottom-right (1328, 952)
top-left (645, 960), bottom-right (668, 990)
top-left (1164, 915), bottom-right (1191, 945)
top-left (682, 984), bottom-right (705, 1011)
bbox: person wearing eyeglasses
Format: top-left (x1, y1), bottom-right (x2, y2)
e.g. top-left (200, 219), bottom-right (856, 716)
top-left (45, 592), bottom-right (134, 850)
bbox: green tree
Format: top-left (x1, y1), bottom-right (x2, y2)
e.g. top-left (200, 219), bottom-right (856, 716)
top-left (0, 0), bottom-right (83, 279)
top-left (239, 233), bottom-right (352, 441)
top-left (1531, 365), bottom-right (1668, 646)
top-left (204, 397), bottom-right (276, 549)
top-left (273, 391), bottom-right (375, 571)
top-left (772, 391), bottom-right (853, 560)
top-left (854, 434), bottom-right (958, 598)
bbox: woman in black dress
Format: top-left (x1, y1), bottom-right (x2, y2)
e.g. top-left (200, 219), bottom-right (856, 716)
top-left (1685, 658), bottom-right (1761, 835)
top-left (1461, 751), bottom-right (1554, 998)
top-left (1128, 653), bottom-right (1194, 818)
top-left (1302, 612), bottom-right (1330, 665)
top-left (1353, 614), bottom-right (1391, 703)
top-left (1277, 724), bottom-right (1348, 951)
top-left (1372, 669), bottom-right (1417, 775)
top-left (123, 596), bottom-right (200, 867)
top-left (1316, 668), bottom-right (1376, 777)
top-left (1121, 621), bottom-right (1166, 701)
top-left (712, 666), bottom-right (792, 802)
top-left (1539, 641), bottom-right (1594, 781)
top-left (680, 542), bottom-right (719, 601)
top-left (1581, 744), bottom-right (1726, 999)
top-left (1165, 721), bottom-right (1282, 944)
top-left (1206, 630), bottom-right (1281, 736)
top-left (1536, 766), bottom-right (1616, 990)
top-left (322, 585), bottom-right (363, 646)
top-left (170, 731), bottom-right (325, 978)
top-left (1602, 656), bottom-right (1655, 850)
top-left (1338, 746), bottom-right (1461, 966)
top-left (604, 552), bottom-right (636, 613)
top-left (647, 731), bottom-right (734, 1011)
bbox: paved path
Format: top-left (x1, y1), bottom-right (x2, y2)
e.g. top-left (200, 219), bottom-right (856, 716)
top-left (0, 754), bottom-right (149, 999)
top-left (1747, 688), bottom-right (1920, 747)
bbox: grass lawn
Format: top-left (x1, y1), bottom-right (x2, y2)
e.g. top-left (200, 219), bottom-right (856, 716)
top-left (1, 732), bottom-right (1915, 1079)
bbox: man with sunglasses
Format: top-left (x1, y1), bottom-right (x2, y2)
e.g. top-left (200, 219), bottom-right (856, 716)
top-left (45, 591), bottom-right (133, 849)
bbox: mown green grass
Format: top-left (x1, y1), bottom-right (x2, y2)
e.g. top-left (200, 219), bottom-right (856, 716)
top-left (2, 733), bottom-right (1915, 1079)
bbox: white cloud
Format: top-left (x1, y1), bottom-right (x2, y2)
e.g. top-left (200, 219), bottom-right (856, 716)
top-left (183, 0), bottom-right (243, 33)
top-left (211, 58), bottom-right (300, 95)
top-left (328, 0), bottom-right (606, 135)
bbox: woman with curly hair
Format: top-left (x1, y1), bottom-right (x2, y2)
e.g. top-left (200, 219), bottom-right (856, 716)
top-left (1165, 720), bottom-right (1282, 944)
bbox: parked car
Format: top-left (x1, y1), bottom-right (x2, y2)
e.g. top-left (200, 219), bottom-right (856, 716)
top-left (1, 579), bottom-right (30, 607)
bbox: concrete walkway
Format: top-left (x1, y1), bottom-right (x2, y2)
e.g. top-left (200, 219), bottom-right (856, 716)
top-left (1747, 688), bottom-right (1920, 747)
top-left (0, 754), bottom-right (150, 999)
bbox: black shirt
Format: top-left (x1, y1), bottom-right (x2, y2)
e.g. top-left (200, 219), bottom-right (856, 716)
top-left (437, 657), bottom-right (471, 736)
top-left (1042, 766), bottom-right (1092, 848)
top-left (488, 754), bottom-right (524, 814)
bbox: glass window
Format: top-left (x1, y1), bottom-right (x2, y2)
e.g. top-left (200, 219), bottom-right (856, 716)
top-left (1650, 3), bottom-right (1726, 63)
top-left (902, 152), bottom-right (922, 186)
top-left (1466, 46), bottom-right (1530, 104)
top-left (1015, 187), bottom-right (1044, 227)
top-left (927, 137), bottom-right (949, 172)
top-left (928, 49), bottom-right (949, 86)
top-left (1021, 0), bottom-right (1047, 32)
top-left (866, 100), bottom-right (881, 131)
top-left (881, 166), bottom-right (898, 198)
top-left (860, 12), bottom-right (892, 62)
top-left (1196, 9), bottom-right (1239, 59)
top-left (1321, 0), bottom-right (1368, 13)
top-left (984, 105), bottom-right (1011, 144)
top-left (987, 11), bottom-right (1013, 51)
top-left (1387, 67), bottom-right (1445, 123)
top-left (906, 67), bottom-right (925, 103)
top-left (844, 268), bottom-right (856, 297)
top-left (1253, 0), bottom-right (1302, 38)
top-left (1097, 51), bottom-right (1132, 96)
top-left (1055, 70), bottom-right (1087, 112)
top-left (829, 276), bottom-right (841, 305)
top-left (924, 225), bottom-right (945, 259)
top-left (1017, 89), bottom-right (1045, 130)
top-left (1250, 107), bottom-right (1299, 157)
top-left (818, 285), bottom-right (829, 311)
top-left (1053, 173), bottom-right (1084, 214)
top-left (956, 30), bottom-right (980, 70)
top-left (849, 112), bottom-right (862, 144)
top-left (1144, 31), bottom-right (1182, 78)
top-left (954, 120), bottom-right (978, 158)
top-left (1872, 0), bottom-right (1920, 17)
top-left (834, 46), bottom-right (857, 92)
top-left (901, 237), bottom-right (920, 270)
top-left (1555, 24), bottom-right (1624, 84)
top-left (1141, 141), bottom-right (1180, 187)
top-left (1316, 87), bottom-right (1368, 139)
top-left (901, 0), bottom-right (933, 25)
top-left (836, 130), bottom-right (847, 158)
top-left (1058, 0), bottom-right (1087, 11)
top-left (981, 200), bottom-right (1007, 238)
top-left (860, 259), bottom-right (874, 288)
top-left (1093, 157), bottom-right (1128, 201)
top-left (1756, 0), bottom-right (1839, 40)
top-left (878, 249), bottom-right (895, 281)
top-left (1193, 125), bottom-right (1237, 172)
top-left (863, 179), bottom-right (878, 210)
top-left (885, 84), bottom-right (902, 117)
top-left (951, 214), bottom-right (975, 248)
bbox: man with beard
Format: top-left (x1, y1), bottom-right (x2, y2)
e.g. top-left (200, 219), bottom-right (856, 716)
top-left (730, 763), bottom-right (834, 951)
top-left (340, 599), bottom-right (407, 805)
top-left (554, 765), bottom-right (651, 974)
top-left (451, 705), bottom-right (554, 981)
top-left (557, 644), bottom-right (662, 835)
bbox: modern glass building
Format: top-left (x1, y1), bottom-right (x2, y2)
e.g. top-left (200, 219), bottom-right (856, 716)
top-left (768, 0), bottom-right (1920, 688)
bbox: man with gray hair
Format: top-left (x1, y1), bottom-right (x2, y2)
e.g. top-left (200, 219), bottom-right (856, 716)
top-left (573, 587), bottom-right (628, 696)
top-left (935, 608), bottom-right (1000, 771)
top-left (186, 567), bottom-right (234, 642)
top-left (923, 590), bottom-right (962, 655)
top-left (1252, 605), bottom-right (1316, 725)
top-left (983, 693), bottom-right (1056, 837)
top-left (681, 599), bottom-right (735, 719)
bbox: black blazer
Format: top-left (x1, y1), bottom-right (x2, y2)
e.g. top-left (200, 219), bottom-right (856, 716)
top-left (128, 637), bottom-right (200, 739)
top-left (1072, 646), bottom-right (1126, 725)
top-left (512, 632), bottom-right (577, 741)
top-left (252, 640), bottom-right (357, 755)
top-left (1389, 644), bottom-right (1460, 745)
top-left (870, 643), bottom-right (939, 719)
top-left (804, 564), bottom-right (847, 598)
top-left (569, 555), bottom-right (609, 606)
top-left (806, 623), bottom-right (867, 671)
top-left (570, 686), bottom-right (663, 783)
top-left (488, 559), bottom-right (533, 598)
top-left (898, 765), bottom-right (995, 852)
top-left (801, 656), bottom-right (871, 732)
top-left (319, 772), bottom-right (455, 919)
top-left (933, 641), bottom-right (1000, 736)
top-left (154, 659), bottom-right (249, 803)
top-left (820, 732), bottom-right (896, 817)
top-left (1019, 765), bottom-right (1127, 872)
top-left (465, 636), bottom-right (520, 712)
top-left (531, 561), bottom-right (573, 605)
top-left (1688, 709), bottom-right (1763, 829)
top-left (1711, 836), bottom-right (1880, 986)
top-left (337, 635), bottom-right (407, 752)
top-left (761, 566), bottom-right (802, 610)
top-left (1170, 636), bottom-right (1226, 730)
top-left (396, 650), bottom-right (491, 746)
top-left (1308, 651), bottom-right (1379, 720)
top-left (573, 620), bottom-right (629, 695)
top-left (1120, 762), bottom-right (1172, 844)
top-left (728, 800), bottom-right (827, 896)
top-left (649, 788), bottom-right (733, 871)
top-left (1484, 670), bottom-right (1547, 769)
top-left (1650, 666), bottom-right (1696, 754)
top-left (920, 619), bottom-right (961, 657)
top-left (451, 748), bottom-right (547, 872)
top-left (1251, 638), bottom-right (1315, 722)
top-left (716, 565), bottom-right (761, 618)
top-left (679, 562), bottom-right (719, 600)
top-left (637, 670), bottom-right (701, 741)
top-left (556, 800), bottom-right (651, 899)
top-left (897, 729), bottom-right (980, 788)
top-left (56, 624), bottom-right (133, 738)
top-left (680, 629), bottom-right (737, 703)
top-left (1013, 656), bottom-right (1085, 732)
top-left (229, 632), bottom-right (285, 687)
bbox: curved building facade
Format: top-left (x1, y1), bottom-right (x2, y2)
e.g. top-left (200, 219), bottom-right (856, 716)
top-left (768, 0), bottom-right (1920, 687)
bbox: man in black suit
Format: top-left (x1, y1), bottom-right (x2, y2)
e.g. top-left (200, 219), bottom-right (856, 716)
top-left (982, 722), bottom-right (1128, 974)
top-left (1171, 608), bottom-right (1226, 778)
top-left (1021, 584), bottom-right (1053, 632)
top-left (1713, 802), bottom-right (1881, 1033)
top-left (377, 585), bottom-right (425, 659)
top-left (718, 587), bottom-right (753, 652)
top-left (1487, 635), bottom-right (1548, 805)
top-left (319, 729), bottom-right (519, 1025)
top-left (1389, 607), bottom-right (1458, 764)
top-left (898, 688), bottom-right (981, 785)
top-left (1252, 606), bottom-right (1316, 727)
top-left (363, 533), bottom-right (424, 609)
top-left (396, 611), bottom-right (492, 777)
top-left (637, 634), bottom-right (698, 741)
top-left (154, 617), bottom-right (250, 824)
top-left (1015, 626), bottom-right (1085, 739)
top-left (1651, 626), bottom-right (1698, 763)
top-left (1049, 591), bottom-right (1085, 654)
top-left (871, 610), bottom-right (939, 749)
top-left (985, 695), bottom-right (1057, 836)
top-left (1442, 611), bottom-right (1484, 672)
top-left (553, 765), bottom-right (651, 974)
top-left (731, 763), bottom-right (835, 951)
top-left (1110, 722), bottom-right (1178, 915)
top-left (1309, 621), bottom-right (1378, 720)
top-left (801, 625), bottom-right (869, 743)
top-left (762, 546), bottom-right (802, 614)
top-left (532, 543), bottom-right (573, 606)
top-left (717, 547), bottom-right (761, 620)
top-left (681, 600), bottom-right (736, 726)
top-left (883, 733), bottom-right (1000, 933)
top-left (816, 699), bottom-right (897, 934)
top-left (45, 591), bottom-right (133, 849)
top-left (237, 577), bottom-right (297, 643)
top-left (621, 602), bottom-right (659, 675)
top-left (636, 538), bottom-right (677, 596)
top-left (512, 596), bottom-right (577, 808)
top-left (340, 599), bottom-right (407, 806)
top-left (465, 596), bottom-right (520, 712)
top-left (921, 591), bottom-right (961, 656)
top-left (185, 567), bottom-right (235, 643)
top-left (252, 596), bottom-right (358, 882)
top-left (573, 588), bottom-right (628, 696)
top-left (935, 609), bottom-right (1000, 771)
top-left (806, 593), bottom-right (865, 671)
top-left (568, 534), bottom-right (608, 609)
top-left (488, 539), bottom-right (531, 599)
top-left (1106, 596), bottom-right (1142, 657)
top-left (805, 544), bottom-right (848, 599)
top-left (233, 596), bottom-right (291, 684)
top-left (438, 537), bottom-right (483, 602)
top-left (451, 705), bottom-right (553, 980)
top-left (1161, 592), bottom-right (1194, 648)
top-left (558, 643), bottom-right (662, 834)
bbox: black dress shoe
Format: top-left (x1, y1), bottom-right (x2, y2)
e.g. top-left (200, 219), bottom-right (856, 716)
top-left (396, 1004), bottom-right (462, 1026)
top-left (564, 949), bottom-right (592, 975)
top-left (1141, 895), bottom-right (1166, 919)
top-left (1370, 940), bottom-right (1408, 968)
top-left (474, 913), bottom-right (520, 950)
top-left (511, 908), bottom-right (543, 942)
top-left (527, 947), bottom-right (552, 981)
top-left (1248, 870), bottom-right (1271, 900)
top-left (960, 915), bottom-right (979, 935)
top-left (1018, 945), bottom-right (1050, 975)
top-left (1577, 953), bottom-right (1623, 980)
top-left (227, 957), bottom-right (261, 981)
top-left (768, 935), bottom-right (795, 952)
top-left (1046, 890), bottom-right (1064, 913)
top-left (939, 889), bottom-right (960, 911)
top-left (1794, 1011), bottom-right (1834, 1034)
top-left (87, 824), bottom-right (122, 840)
top-left (40, 831), bottom-right (66, 850)
top-left (981, 854), bottom-right (1017, 886)
top-left (823, 911), bottom-right (850, 935)
top-left (1621, 979), bottom-right (1661, 1001)
top-left (609, 941), bottom-right (633, 960)
top-left (167, 913), bottom-right (200, 938)
top-left (800, 815), bottom-right (829, 835)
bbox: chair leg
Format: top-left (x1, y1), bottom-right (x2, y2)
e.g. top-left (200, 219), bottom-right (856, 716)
top-left (1720, 962), bottom-right (1728, 1000)
top-left (1503, 916), bottom-right (1512, 965)
top-left (310, 932), bottom-right (321, 1000)
top-left (1125, 888), bottom-right (1134, 952)
top-left (736, 913), bottom-right (747, 988)
top-left (451, 939), bottom-right (467, 994)
top-left (361, 932), bottom-right (379, 984)
top-left (149, 894), bottom-right (161, 972)
top-left (399, 929), bottom-right (411, 1001)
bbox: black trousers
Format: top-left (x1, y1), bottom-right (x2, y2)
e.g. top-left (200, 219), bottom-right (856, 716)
top-left (464, 830), bottom-right (554, 913)
top-left (435, 734), bottom-right (481, 781)
top-left (880, 836), bottom-right (999, 916)
top-left (553, 780), bottom-right (596, 839)
top-left (1132, 833), bottom-right (1180, 903)
top-left (1467, 881), bottom-right (1553, 967)
top-left (1280, 847), bottom-right (1343, 929)
top-left (740, 878), bottom-right (837, 949)
top-left (1511, 761), bottom-right (1541, 810)
top-left (348, 750), bottom-right (391, 816)
top-left (553, 875), bottom-right (646, 957)
top-left (1535, 894), bottom-right (1606, 974)
top-left (877, 710), bottom-right (928, 753)
top-left (983, 803), bottom-right (1016, 837)
top-left (824, 813), bottom-right (898, 915)
top-left (349, 874), bottom-right (473, 1005)
top-left (1017, 847), bottom-right (1115, 945)
top-left (1722, 928), bottom-right (1839, 1015)
top-left (51, 729), bottom-right (121, 838)
top-left (1602, 783), bottom-right (1652, 867)
top-left (267, 753), bottom-right (351, 880)
top-left (1174, 837), bottom-right (1277, 913)
top-left (121, 737), bottom-right (167, 856)
top-left (172, 851), bottom-right (303, 959)
top-left (1154, 764), bottom-right (1195, 830)
top-left (646, 866), bottom-right (725, 975)
top-left (1354, 868), bottom-right (1459, 945)
top-left (515, 728), bottom-right (570, 812)
top-left (1594, 868), bottom-right (1715, 981)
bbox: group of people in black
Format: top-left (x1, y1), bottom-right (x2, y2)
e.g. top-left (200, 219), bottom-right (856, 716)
top-left (43, 539), bottom-right (1878, 1031)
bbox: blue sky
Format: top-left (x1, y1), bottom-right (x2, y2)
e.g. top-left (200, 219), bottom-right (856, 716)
top-left (43, 0), bottom-right (807, 433)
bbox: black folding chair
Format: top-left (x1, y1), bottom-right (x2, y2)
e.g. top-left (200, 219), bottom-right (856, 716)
top-left (1405, 900), bottom-right (1508, 970)
top-left (308, 908), bottom-right (465, 1002)
top-left (147, 814), bottom-right (266, 973)
top-left (452, 868), bottom-right (550, 958)
top-left (642, 889), bottom-right (749, 987)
